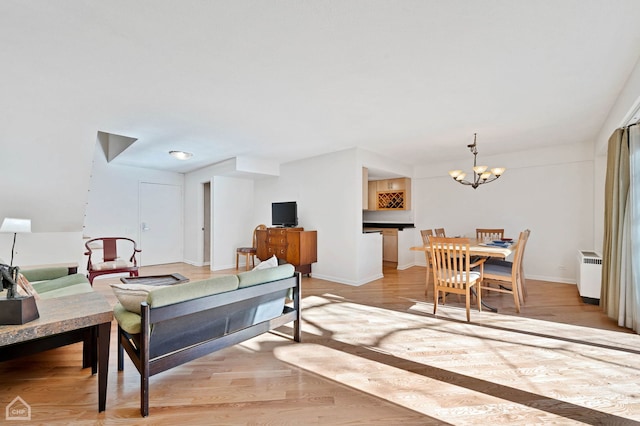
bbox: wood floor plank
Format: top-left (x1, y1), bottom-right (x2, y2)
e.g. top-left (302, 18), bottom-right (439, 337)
top-left (1, 262), bottom-right (639, 424)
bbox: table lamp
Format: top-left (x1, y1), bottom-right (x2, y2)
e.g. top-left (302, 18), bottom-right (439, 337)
top-left (0, 217), bottom-right (32, 266)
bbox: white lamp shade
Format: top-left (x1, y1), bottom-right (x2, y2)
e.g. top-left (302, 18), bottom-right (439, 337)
top-left (0, 218), bottom-right (32, 233)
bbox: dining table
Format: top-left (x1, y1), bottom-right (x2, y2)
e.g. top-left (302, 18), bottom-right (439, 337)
top-left (410, 238), bottom-right (516, 312)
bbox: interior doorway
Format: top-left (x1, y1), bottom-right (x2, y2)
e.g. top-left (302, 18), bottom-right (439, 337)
top-left (203, 182), bottom-right (211, 265)
top-left (139, 182), bottom-right (183, 266)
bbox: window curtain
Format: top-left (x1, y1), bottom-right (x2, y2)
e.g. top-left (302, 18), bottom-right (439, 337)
top-left (601, 124), bottom-right (639, 332)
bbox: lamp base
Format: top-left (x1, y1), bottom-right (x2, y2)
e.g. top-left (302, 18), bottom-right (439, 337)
top-left (0, 295), bottom-right (39, 325)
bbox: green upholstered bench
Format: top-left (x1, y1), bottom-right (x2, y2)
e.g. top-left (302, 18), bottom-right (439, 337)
top-left (21, 266), bottom-right (93, 299)
top-left (113, 263), bottom-right (301, 417)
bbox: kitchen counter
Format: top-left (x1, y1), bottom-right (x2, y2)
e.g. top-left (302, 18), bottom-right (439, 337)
top-left (363, 222), bottom-right (415, 231)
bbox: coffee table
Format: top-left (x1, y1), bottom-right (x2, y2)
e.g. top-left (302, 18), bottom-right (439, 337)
top-left (120, 273), bottom-right (189, 286)
top-left (0, 291), bottom-right (112, 412)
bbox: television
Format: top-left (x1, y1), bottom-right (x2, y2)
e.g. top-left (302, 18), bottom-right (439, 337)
top-left (272, 201), bottom-right (298, 227)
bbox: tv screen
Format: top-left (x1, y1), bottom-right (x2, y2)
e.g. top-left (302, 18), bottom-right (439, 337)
top-left (272, 202), bottom-right (298, 227)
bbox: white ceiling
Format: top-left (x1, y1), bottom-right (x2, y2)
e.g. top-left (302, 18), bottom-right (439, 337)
top-left (3, 0), bottom-right (640, 174)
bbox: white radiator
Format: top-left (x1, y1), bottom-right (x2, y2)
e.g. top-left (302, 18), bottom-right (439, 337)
top-left (576, 250), bottom-right (602, 304)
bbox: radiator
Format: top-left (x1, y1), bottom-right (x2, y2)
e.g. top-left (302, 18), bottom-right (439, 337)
top-left (576, 250), bottom-right (602, 304)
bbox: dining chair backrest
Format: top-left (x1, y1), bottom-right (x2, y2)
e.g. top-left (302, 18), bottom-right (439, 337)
top-left (476, 228), bottom-right (504, 241)
top-left (434, 228), bottom-right (446, 237)
top-left (420, 229), bottom-right (433, 245)
top-left (511, 231), bottom-right (527, 276)
top-left (519, 229), bottom-right (531, 299)
top-left (479, 230), bottom-right (527, 312)
top-left (430, 237), bottom-right (473, 290)
top-left (429, 236), bottom-right (483, 321)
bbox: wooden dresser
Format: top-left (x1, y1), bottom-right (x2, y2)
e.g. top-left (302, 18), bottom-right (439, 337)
top-left (256, 227), bottom-right (317, 275)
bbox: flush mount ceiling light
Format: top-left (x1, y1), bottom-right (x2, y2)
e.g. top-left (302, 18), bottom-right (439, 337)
top-left (169, 150), bottom-right (193, 160)
top-left (448, 133), bottom-right (506, 189)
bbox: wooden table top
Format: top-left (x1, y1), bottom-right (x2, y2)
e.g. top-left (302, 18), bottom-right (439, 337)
top-left (0, 291), bottom-right (113, 347)
top-left (410, 238), bottom-right (515, 258)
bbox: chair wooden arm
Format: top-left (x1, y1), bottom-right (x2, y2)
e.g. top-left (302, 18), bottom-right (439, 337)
top-left (469, 257), bottom-right (487, 269)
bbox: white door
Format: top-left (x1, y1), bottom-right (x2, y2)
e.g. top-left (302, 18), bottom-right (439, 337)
top-left (139, 182), bottom-right (183, 266)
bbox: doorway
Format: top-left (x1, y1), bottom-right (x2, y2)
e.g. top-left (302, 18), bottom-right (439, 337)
top-left (139, 182), bottom-right (183, 266)
top-left (203, 182), bottom-right (211, 265)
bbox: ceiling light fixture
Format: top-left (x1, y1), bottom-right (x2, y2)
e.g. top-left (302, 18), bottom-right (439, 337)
top-left (448, 133), bottom-right (505, 189)
top-left (169, 150), bottom-right (193, 160)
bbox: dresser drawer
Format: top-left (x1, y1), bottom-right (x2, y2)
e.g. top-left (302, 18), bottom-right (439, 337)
top-left (266, 246), bottom-right (287, 257)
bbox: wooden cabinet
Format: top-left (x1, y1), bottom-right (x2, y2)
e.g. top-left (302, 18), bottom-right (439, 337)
top-left (362, 167), bottom-right (369, 210)
top-left (368, 181), bottom-right (377, 210)
top-left (256, 227), bottom-right (317, 275)
top-left (381, 229), bottom-right (398, 262)
top-left (370, 178), bottom-right (411, 210)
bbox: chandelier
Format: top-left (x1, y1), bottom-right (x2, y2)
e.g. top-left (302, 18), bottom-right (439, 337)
top-left (448, 133), bottom-right (505, 189)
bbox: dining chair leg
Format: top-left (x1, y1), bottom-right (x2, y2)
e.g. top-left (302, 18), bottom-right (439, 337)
top-left (235, 253), bottom-right (240, 270)
top-left (433, 288), bottom-right (439, 315)
top-left (520, 265), bottom-right (528, 301)
top-left (424, 264), bottom-right (431, 297)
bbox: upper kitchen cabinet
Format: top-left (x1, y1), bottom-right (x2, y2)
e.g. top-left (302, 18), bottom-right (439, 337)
top-left (368, 178), bottom-right (412, 210)
top-left (362, 167), bottom-right (369, 210)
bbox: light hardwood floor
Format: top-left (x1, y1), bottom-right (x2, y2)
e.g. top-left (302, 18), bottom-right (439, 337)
top-left (2, 263), bottom-right (640, 425)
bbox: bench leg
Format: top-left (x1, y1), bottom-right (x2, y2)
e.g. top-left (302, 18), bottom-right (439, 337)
top-left (141, 370), bottom-right (149, 417)
top-left (117, 327), bottom-right (124, 371)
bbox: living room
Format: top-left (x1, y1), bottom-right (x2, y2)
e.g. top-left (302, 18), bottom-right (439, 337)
top-left (2, 1), bottom-right (640, 423)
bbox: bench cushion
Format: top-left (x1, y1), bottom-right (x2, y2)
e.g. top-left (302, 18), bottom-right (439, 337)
top-left (147, 274), bottom-right (240, 308)
top-left (237, 263), bottom-right (295, 288)
top-left (37, 282), bottom-right (94, 300)
top-left (114, 303), bottom-right (142, 334)
top-left (31, 273), bottom-right (90, 294)
top-left (21, 266), bottom-right (71, 283)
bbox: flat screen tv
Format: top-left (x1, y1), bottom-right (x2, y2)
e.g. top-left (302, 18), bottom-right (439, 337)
top-left (272, 201), bottom-right (298, 227)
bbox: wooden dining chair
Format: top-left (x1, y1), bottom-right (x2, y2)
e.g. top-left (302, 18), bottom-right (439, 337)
top-left (476, 228), bottom-right (505, 241)
top-left (434, 228), bottom-right (446, 237)
top-left (236, 224), bottom-right (267, 270)
top-left (419, 230), bottom-right (434, 295)
top-left (420, 229), bottom-right (433, 245)
top-left (430, 237), bottom-right (485, 322)
top-left (474, 230), bottom-right (527, 312)
top-left (485, 229), bottom-right (530, 303)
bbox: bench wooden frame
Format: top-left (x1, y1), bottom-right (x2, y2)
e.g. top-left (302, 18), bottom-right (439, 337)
top-left (117, 273), bottom-right (301, 417)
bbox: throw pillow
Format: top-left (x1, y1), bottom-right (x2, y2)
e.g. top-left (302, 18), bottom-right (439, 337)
top-left (110, 283), bottom-right (166, 314)
top-left (253, 254), bottom-right (279, 270)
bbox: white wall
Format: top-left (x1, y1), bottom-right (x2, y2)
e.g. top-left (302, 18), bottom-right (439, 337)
top-left (359, 232), bottom-right (383, 282)
top-left (0, 232), bottom-right (85, 270)
top-left (83, 139), bottom-right (184, 271)
top-left (183, 164), bottom-right (255, 270)
top-left (254, 149), bottom-right (363, 284)
top-left (413, 142), bottom-right (594, 283)
top-left (211, 177), bottom-right (255, 270)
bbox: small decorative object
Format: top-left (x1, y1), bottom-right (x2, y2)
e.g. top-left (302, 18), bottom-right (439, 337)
top-left (0, 264), bottom-right (39, 325)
